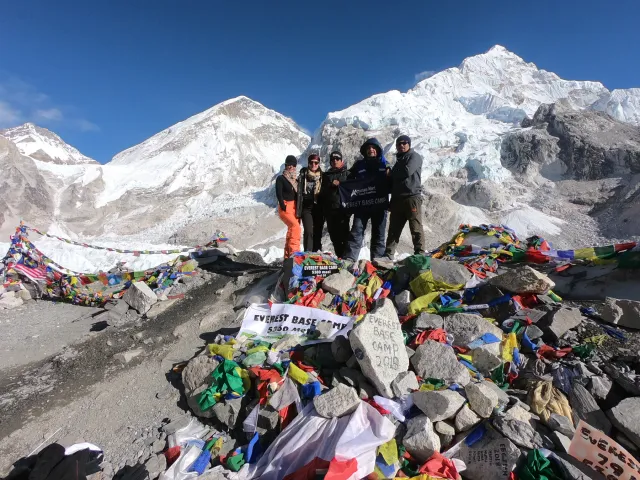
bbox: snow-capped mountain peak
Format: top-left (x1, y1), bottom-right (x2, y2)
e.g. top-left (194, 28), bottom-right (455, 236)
top-left (0, 122), bottom-right (98, 165)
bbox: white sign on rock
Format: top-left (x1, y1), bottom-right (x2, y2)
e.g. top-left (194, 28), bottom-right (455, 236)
top-left (239, 303), bottom-right (354, 345)
top-left (350, 299), bottom-right (409, 398)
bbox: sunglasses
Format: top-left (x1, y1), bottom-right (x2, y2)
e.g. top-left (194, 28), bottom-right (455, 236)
top-left (330, 157), bottom-right (342, 161)
top-left (397, 141), bottom-right (409, 145)
top-left (309, 161), bottom-right (319, 165)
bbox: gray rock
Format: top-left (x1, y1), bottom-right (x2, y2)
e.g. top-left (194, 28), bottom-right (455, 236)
top-left (602, 363), bottom-right (640, 395)
top-left (391, 371), bottom-right (419, 397)
top-left (525, 325), bottom-right (544, 340)
top-left (350, 299), bottom-right (409, 397)
top-left (331, 335), bottom-right (352, 363)
top-left (269, 377), bottom-right (299, 411)
top-left (257, 405), bottom-right (280, 429)
top-left (548, 413), bottom-right (575, 438)
top-left (504, 404), bottom-right (533, 423)
top-left (151, 439), bottom-right (165, 453)
top-left (457, 438), bottom-right (520, 480)
top-left (430, 258), bottom-right (473, 285)
top-left (411, 340), bottom-right (470, 386)
top-left (313, 383), bottom-right (360, 418)
top-left (182, 355), bottom-right (218, 394)
top-left (337, 367), bottom-right (376, 399)
top-left (144, 454), bottom-right (166, 480)
top-left (589, 375), bottom-right (613, 401)
top-left (466, 381), bottom-right (499, 418)
top-left (444, 313), bottom-right (503, 347)
top-left (550, 431), bottom-right (572, 453)
top-left (394, 290), bottom-right (412, 315)
top-left (321, 270), bottom-right (355, 295)
top-left (114, 348), bottom-right (143, 364)
top-left (569, 382), bottom-right (612, 434)
top-left (211, 397), bottom-right (244, 428)
top-left (493, 416), bottom-right (554, 450)
top-left (122, 281), bottom-right (158, 314)
top-left (320, 292), bottom-right (335, 309)
top-left (472, 347), bottom-right (502, 375)
top-left (435, 421), bottom-right (456, 436)
top-left (271, 334), bottom-right (303, 352)
top-left (405, 346), bottom-right (415, 358)
top-left (314, 321), bottom-right (333, 339)
top-left (601, 297), bottom-right (640, 329)
top-left (162, 414), bottom-right (192, 434)
top-left (412, 389), bottom-right (466, 421)
top-left (146, 299), bottom-right (178, 319)
top-left (542, 307), bottom-right (584, 340)
top-left (402, 415), bottom-right (441, 462)
top-left (607, 397), bottom-right (640, 449)
top-left (455, 404), bottom-right (482, 432)
top-left (485, 380), bottom-right (510, 408)
top-left (415, 312), bottom-right (444, 330)
top-left (104, 299), bottom-right (129, 316)
top-left (489, 265), bottom-right (555, 294)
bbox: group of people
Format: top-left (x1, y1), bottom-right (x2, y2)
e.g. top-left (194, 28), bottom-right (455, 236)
top-left (275, 135), bottom-right (425, 262)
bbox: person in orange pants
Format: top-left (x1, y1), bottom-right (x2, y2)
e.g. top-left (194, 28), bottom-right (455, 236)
top-left (276, 155), bottom-right (302, 258)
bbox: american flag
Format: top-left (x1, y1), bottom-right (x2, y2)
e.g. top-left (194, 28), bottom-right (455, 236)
top-left (10, 263), bottom-right (47, 281)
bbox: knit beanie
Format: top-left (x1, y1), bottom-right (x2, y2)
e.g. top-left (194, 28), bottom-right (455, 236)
top-left (396, 135), bottom-right (411, 146)
top-left (285, 155), bottom-right (298, 166)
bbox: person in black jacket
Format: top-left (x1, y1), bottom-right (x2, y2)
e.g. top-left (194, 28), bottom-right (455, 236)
top-left (275, 155), bottom-right (301, 258)
top-left (343, 138), bottom-right (390, 261)
top-left (296, 153), bottom-right (323, 252)
top-left (384, 135), bottom-right (426, 257)
top-left (319, 151), bottom-right (350, 258)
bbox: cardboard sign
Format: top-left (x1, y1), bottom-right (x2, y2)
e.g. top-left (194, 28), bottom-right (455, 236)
top-left (239, 303), bottom-right (354, 344)
top-left (338, 177), bottom-right (389, 213)
top-left (301, 264), bottom-right (340, 278)
top-left (569, 420), bottom-right (640, 480)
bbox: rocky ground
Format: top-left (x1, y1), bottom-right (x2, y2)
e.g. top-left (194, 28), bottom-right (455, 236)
top-left (0, 257), bottom-right (278, 476)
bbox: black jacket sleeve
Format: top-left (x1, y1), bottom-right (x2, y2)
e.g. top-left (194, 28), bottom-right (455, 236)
top-left (275, 176), bottom-right (286, 211)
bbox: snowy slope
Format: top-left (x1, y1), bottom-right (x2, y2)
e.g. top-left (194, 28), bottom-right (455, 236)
top-left (0, 123), bottom-right (98, 165)
top-left (100, 96), bottom-right (309, 206)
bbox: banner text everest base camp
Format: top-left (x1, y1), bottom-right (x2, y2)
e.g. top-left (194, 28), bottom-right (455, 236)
top-left (239, 303), bottom-right (354, 344)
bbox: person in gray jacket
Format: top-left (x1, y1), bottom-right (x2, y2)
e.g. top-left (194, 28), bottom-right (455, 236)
top-left (384, 135), bottom-right (426, 257)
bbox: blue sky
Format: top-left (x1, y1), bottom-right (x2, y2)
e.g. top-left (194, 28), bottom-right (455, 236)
top-left (1, 0), bottom-right (639, 163)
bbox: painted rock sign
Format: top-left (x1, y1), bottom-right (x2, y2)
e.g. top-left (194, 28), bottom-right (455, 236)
top-left (569, 420), bottom-right (640, 480)
top-left (350, 299), bottom-right (409, 398)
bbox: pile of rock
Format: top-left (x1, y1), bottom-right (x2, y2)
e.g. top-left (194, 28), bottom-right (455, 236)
top-left (160, 256), bottom-right (640, 479)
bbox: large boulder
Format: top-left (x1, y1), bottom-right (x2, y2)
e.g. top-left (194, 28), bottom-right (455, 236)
top-left (429, 258), bottom-right (473, 286)
top-left (444, 313), bottom-right (503, 347)
top-left (540, 307), bottom-right (584, 340)
top-left (601, 297), bottom-right (640, 329)
top-left (456, 438), bottom-right (521, 480)
top-left (313, 383), bottom-right (360, 419)
top-left (411, 340), bottom-right (470, 386)
top-left (350, 299), bottom-right (409, 397)
top-left (321, 270), bottom-right (356, 295)
top-left (402, 415), bottom-right (441, 462)
top-left (412, 389), bottom-right (466, 421)
top-left (123, 281), bottom-right (158, 314)
top-left (465, 381), bottom-right (499, 418)
top-left (489, 265), bottom-right (555, 295)
top-left (607, 397), bottom-right (640, 449)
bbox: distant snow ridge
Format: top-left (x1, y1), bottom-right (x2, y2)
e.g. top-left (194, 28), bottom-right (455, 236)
top-left (0, 123), bottom-right (98, 165)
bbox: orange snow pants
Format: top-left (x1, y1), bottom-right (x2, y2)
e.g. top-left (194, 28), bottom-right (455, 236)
top-left (278, 200), bottom-right (301, 258)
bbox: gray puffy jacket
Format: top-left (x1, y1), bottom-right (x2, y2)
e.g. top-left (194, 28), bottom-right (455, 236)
top-left (391, 149), bottom-right (423, 198)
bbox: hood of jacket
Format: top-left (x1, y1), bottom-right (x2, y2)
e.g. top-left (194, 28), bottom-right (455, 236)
top-left (359, 137), bottom-right (383, 158)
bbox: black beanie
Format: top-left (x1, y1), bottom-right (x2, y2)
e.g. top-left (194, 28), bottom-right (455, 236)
top-left (285, 155), bottom-right (297, 166)
top-left (396, 135), bottom-right (411, 146)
